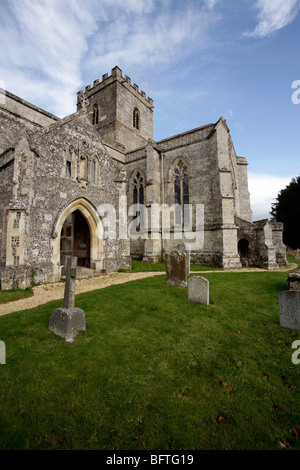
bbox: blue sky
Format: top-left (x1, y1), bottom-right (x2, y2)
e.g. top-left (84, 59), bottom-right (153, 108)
top-left (0, 0), bottom-right (299, 220)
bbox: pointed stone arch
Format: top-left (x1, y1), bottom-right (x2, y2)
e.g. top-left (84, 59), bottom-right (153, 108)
top-left (168, 157), bottom-right (190, 225)
top-left (129, 168), bottom-right (145, 205)
top-left (51, 198), bottom-right (105, 275)
top-left (237, 236), bottom-right (252, 267)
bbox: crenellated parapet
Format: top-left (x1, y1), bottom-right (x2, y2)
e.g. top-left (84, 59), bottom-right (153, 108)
top-left (77, 66), bottom-right (154, 153)
top-left (77, 66), bottom-right (153, 110)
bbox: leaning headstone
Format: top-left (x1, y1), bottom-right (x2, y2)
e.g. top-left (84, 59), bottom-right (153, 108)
top-left (278, 290), bottom-right (300, 330)
top-left (165, 250), bottom-right (187, 287)
top-left (171, 243), bottom-right (190, 276)
top-left (188, 276), bottom-right (209, 305)
top-left (295, 250), bottom-right (300, 261)
top-left (49, 256), bottom-right (86, 342)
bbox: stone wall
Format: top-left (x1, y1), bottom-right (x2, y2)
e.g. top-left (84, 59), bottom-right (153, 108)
top-left (0, 88), bottom-right (58, 128)
top-left (1, 110), bottom-right (131, 289)
top-left (0, 159), bottom-right (14, 271)
top-left (0, 89), bottom-right (57, 155)
top-left (235, 216), bottom-right (287, 268)
top-left (123, 119), bottom-right (247, 268)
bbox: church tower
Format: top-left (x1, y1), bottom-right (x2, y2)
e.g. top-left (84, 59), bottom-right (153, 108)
top-left (77, 66), bottom-right (154, 153)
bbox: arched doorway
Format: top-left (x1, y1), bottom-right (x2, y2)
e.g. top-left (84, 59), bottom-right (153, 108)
top-left (60, 210), bottom-right (91, 267)
top-left (238, 238), bottom-right (250, 266)
top-left (51, 198), bottom-right (105, 279)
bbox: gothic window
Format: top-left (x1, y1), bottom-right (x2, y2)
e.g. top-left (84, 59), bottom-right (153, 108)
top-left (173, 159), bottom-right (189, 224)
top-left (132, 171), bottom-right (145, 231)
top-left (133, 107), bottom-right (139, 130)
top-left (92, 104), bottom-right (99, 125)
top-left (133, 171), bottom-right (144, 205)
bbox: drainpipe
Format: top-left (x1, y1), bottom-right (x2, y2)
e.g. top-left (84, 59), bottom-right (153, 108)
top-left (160, 150), bottom-right (165, 258)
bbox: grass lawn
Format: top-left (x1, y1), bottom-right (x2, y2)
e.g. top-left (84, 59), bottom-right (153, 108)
top-left (0, 271), bottom-right (299, 450)
top-left (119, 258), bottom-right (220, 273)
top-left (0, 288), bottom-right (33, 306)
top-left (287, 251), bottom-right (300, 268)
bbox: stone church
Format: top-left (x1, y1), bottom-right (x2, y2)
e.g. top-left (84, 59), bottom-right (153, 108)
top-left (0, 66), bottom-right (286, 290)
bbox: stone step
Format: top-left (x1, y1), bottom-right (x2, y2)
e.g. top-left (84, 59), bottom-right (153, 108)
top-left (78, 268), bottom-right (105, 279)
top-left (61, 267), bottom-right (104, 281)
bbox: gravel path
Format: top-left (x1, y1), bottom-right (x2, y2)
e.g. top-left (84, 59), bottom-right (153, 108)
top-left (0, 264), bottom-right (296, 317)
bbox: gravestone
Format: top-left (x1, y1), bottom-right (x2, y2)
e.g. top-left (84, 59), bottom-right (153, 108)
top-left (288, 270), bottom-right (300, 291)
top-left (49, 256), bottom-right (86, 342)
top-left (167, 243), bottom-right (190, 277)
top-left (0, 340), bottom-right (6, 365)
top-left (278, 290), bottom-right (300, 330)
top-left (165, 250), bottom-right (187, 287)
top-left (188, 276), bottom-right (209, 305)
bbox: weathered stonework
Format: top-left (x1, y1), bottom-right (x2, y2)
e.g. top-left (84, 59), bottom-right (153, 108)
top-left (188, 276), bottom-right (209, 305)
top-left (0, 67), bottom-right (287, 289)
top-left (165, 250), bottom-right (187, 287)
top-left (235, 217), bottom-right (287, 269)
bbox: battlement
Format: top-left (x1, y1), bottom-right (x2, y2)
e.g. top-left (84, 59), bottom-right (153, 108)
top-left (77, 66), bottom-right (153, 107)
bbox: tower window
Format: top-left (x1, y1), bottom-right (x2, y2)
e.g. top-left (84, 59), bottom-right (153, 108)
top-left (92, 104), bottom-right (99, 125)
top-left (133, 108), bottom-right (139, 130)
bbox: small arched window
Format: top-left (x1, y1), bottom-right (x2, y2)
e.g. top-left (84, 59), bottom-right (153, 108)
top-left (91, 158), bottom-right (98, 184)
top-left (173, 159), bottom-right (189, 225)
top-left (133, 107), bottom-right (139, 130)
top-left (92, 104), bottom-right (99, 125)
top-left (66, 149), bottom-right (72, 177)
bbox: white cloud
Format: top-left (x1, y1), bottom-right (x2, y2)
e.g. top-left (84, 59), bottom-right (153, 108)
top-left (0, 0), bottom-right (222, 117)
top-left (0, 0), bottom-right (100, 116)
top-left (203, 0), bottom-right (220, 9)
top-left (248, 172), bottom-right (292, 220)
top-left (245, 0), bottom-right (300, 38)
top-left (86, 4), bottom-right (221, 75)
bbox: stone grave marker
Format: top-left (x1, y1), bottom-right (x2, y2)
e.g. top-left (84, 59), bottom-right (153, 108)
top-left (49, 256), bottom-right (86, 342)
top-left (165, 250), bottom-right (187, 287)
top-left (184, 248), bottom-right (191, 277)
top-left (278, 290), bottom-right (300, 330)
top-left (288, 270), bottom-right (300, 291)
top-left (167, 243), bottom-right (190, 277)
top-left (188, 276), bottom-right (209, 305)
top-left (0, 340), bottom-right (6, 365)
